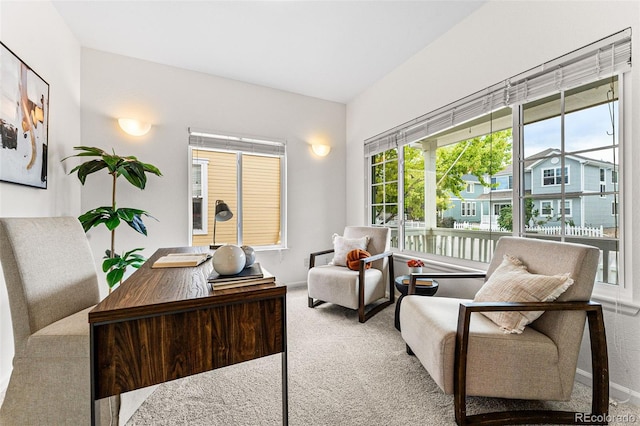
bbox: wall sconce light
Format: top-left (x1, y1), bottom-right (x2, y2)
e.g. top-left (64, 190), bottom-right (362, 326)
top-left (118, 118), bottom-right (152, 136)
top-left (311, 144), bottom-right (331, 157)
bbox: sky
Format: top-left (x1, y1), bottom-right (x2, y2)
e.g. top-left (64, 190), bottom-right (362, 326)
top-left (523, 103), bottom-right (618, 164)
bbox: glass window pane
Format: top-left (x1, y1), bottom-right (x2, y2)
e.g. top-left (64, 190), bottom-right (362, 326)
top-left (191, 149), bottom-right (237, 247)
top-left (521, 77), bottom-right (620, 285)
top-left (371, 184), bottom-right (383, 205)
top-left (400, 107), bottom-right (512, 262)
top-left (384, 160), bottom-right (397, 182)
top-left (372, 163), bottom-right (384, 184)
top-left (565, 77), bottom-right (618, 154)
top-left (523, 93), bottom-right (561, 158)
top-left (384, 182), bottom-right (397, 204)
top-left (404, 144), bottom-right (424, 224)
top-left (242, 154), bottom-right (281, 246)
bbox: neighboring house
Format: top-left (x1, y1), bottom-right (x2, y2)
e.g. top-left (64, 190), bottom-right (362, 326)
top-left (441, 174), bottom-right (486, 225)
top-left (443, 149), bottom-right (618, 230)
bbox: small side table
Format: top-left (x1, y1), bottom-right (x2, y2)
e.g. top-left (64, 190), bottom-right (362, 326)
top-left (394, 275), bottom-right (439, 331)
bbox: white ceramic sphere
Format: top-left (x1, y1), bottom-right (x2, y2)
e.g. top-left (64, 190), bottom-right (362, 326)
top-left (241, 245), bottom-right (256, 267)
top-left (213, 245), bottom-right (246, 275)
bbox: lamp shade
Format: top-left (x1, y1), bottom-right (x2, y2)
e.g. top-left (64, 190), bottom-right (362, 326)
top-left (311, 144), bottom-right (331, 157)
top-left (118, 118), bottom-right (152, 136)
top-left (215, 201), bottom-right (233, 221)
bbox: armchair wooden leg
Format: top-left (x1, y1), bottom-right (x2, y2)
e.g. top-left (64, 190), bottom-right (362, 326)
top-left (308, 297), bottom-right (324, 308)
top-left (406, 344), bottom-right (414, 356)
top-left (454, 304), bottom-right (609, 425)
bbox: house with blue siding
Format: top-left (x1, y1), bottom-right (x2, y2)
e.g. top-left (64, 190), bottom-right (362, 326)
top-left (443, 149), bottom-right (618, 231)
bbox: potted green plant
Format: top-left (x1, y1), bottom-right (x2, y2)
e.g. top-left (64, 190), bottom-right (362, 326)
top-left (63, 146), bottom-right (162, 291)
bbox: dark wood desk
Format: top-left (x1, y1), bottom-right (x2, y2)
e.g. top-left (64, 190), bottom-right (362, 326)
top-left (89, 247), bottom-right (288, 425)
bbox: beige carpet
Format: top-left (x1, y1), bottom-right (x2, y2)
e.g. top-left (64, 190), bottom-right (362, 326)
top-left (127, 286), bottom-right (639, 425)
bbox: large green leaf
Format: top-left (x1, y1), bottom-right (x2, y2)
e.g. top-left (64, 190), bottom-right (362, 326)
top-left (71, 160), bottom-right (109, 184)
top-left (78, 207), bottom-right (117, 232)
top-left (102, 248), bottom-right (146, 288)
top-left (105, 268), bottom-right (125, 288)
top-left (79, 207), bottom-right (155, 235)
top-left (119, 161), bottom-right (147, 189)
top-left (62, 146), bottom-right (162, 189)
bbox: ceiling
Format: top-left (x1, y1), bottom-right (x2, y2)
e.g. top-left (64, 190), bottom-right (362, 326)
top-left (52, 1), bottom-right (485, 104)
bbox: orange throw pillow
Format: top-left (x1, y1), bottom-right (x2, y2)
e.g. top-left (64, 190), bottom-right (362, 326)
top-left (346, 249), bottom-right (372, 271)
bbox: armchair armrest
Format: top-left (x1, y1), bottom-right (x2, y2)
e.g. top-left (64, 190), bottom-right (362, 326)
top-left (408, 272), bottom-right (486, 295)
top-left (309, 248), bottom-right (334, 269)
top-left (453, 300), bottom-right (608, 425)
top-left (356, 251), bottom-right (395, 322)
top-left (359, 250), bottom-right (393, 266)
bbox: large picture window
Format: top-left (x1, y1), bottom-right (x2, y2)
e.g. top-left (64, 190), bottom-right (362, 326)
top-left (365, 29), bottom-right (629, 287)
top-left (189, 131), bottom-right (286, 249)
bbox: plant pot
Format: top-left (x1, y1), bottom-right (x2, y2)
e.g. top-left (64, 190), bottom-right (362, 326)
top-left (409, 267), bottom-right (423, 274)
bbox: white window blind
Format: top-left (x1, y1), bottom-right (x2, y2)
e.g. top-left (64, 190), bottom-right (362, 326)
top-left (364, 28), bottom-right (631, 157)
top-left (189, 129), bottom-right (286, 156)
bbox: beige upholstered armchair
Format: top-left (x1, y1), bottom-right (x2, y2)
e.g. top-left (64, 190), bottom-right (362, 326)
top-left (399, 236), bottom-right (608, 425)
top-left (0, 217), bottom-right (152, 425)
top-left (307, 226), bottom-right (394, 322)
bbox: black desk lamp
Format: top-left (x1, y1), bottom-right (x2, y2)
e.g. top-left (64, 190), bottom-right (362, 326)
top-left (211, 199), bottom-right (233, 249)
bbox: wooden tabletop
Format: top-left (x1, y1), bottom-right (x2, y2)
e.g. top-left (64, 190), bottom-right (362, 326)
top-left (89, 246), bottom-right (284, 324)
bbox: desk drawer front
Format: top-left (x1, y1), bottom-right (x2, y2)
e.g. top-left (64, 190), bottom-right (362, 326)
top-left (93, 296), bottom-right (285, 399)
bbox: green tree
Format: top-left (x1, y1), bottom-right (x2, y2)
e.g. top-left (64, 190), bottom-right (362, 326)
top-left (497, 198), bottom-right (539, 231)
top-left (436, 129), bottom-right (512, 215)
top-left (404, 145), bottom-right (425, 220)
top-left (376, 130), bottom-right (512, 224)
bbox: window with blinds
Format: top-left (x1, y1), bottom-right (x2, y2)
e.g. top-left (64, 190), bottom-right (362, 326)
top-left (365, 29), bottom-right (630, 287)
top-left (189, 130), bottom-right (286, 249)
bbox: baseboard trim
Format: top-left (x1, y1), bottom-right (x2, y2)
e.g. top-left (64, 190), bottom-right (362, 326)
top-left (576, 368), bottom-right (640, 407)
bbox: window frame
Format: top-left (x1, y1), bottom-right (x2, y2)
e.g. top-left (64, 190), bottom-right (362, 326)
top-left (461, 201), bottom-right (477, 217)
top-left (540, 200), bottom-right (553, 216)
top-left (191, 158), bottom-right (209, 235)
top-left (558, 199), bottom-right (572, 218)
top-left (363, 30), bottom-right (631, 299)
top-left (541, 166), bottom-right (569, 186)
top-left (465, 182), bottom-right (475, 193)
top-left (188, 132), bottom-right (287, 250)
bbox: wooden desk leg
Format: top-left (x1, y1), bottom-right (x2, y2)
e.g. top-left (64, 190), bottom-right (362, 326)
top-left (90, 324), bottom-right (98, 426)
top-left (282, 351), bottom-right (288, 426)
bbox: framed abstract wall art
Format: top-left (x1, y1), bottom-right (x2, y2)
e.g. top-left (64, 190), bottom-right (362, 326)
top-left (0, 42), bottom-right (49, 189)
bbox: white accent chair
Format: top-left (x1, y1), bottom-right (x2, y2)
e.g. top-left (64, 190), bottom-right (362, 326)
top-left (0, 217), bottom-right (153, 425)
top-left (307, 226), bottom-right (394, 323)
top-left (399, 236), bottom-right (608, 425)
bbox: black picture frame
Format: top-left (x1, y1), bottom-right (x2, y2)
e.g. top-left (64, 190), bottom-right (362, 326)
top-left (0, 42), bottom-right (49, 189)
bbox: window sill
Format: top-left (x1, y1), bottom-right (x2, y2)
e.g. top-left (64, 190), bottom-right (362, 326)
top-left (254, 246), bottom-right (289, 252)
top-left (395, 251), bottom-right (638, 315)
top-left (590, 292), bottom-right (640, 316)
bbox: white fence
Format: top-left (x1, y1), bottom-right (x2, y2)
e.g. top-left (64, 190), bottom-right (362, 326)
top-left (526, 225), bottom-right (604, 237)
top-left (394, 227), bottom-right (618, 284)
top-left (453, 222), bottom-right (603, 237)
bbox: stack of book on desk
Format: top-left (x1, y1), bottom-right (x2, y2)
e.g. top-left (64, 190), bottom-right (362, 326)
top-left (208, 263), bottom-right (275, 290)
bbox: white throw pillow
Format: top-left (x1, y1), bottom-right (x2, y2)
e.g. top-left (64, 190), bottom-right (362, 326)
top-left (473, 254), bottom-right (574, 334)
top-left (329, 234), bottom-right (369, 267)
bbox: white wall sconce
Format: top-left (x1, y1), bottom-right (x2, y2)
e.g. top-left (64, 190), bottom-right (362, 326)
top-left (118, 118), bottom-right (152, 136)
top-left (311, 144), bottom-right (331, 157)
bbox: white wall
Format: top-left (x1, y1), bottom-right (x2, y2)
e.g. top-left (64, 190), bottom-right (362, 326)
top-left (0, 0), bottom-right (82, 391)
top-left (79, 48), bottom-right (346, 288)
top-left (346, 1), bottom-right (640, 403)
top-left (1, 2), bottom-right (346, 397)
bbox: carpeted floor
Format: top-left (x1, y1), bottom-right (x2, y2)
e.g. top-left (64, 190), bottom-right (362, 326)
top-left (127, 285), bottom-right (639, 425)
